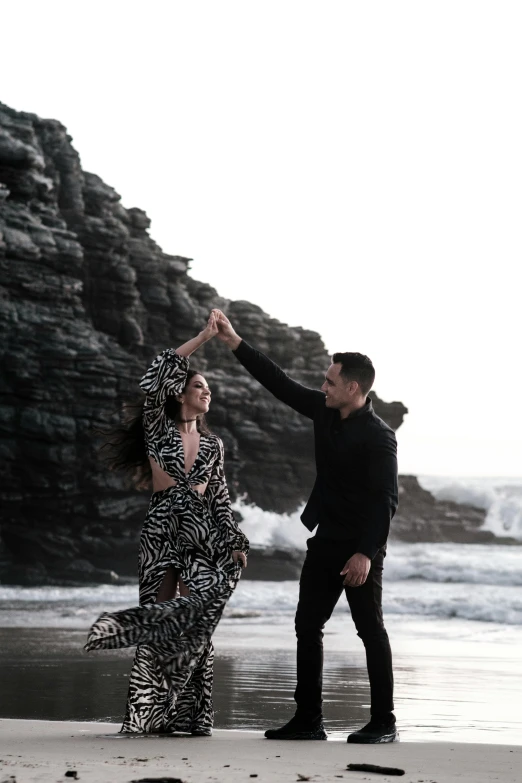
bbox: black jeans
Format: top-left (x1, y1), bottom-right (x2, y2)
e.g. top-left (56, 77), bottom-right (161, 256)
top-left (294, 536), bottom-right (394, 723)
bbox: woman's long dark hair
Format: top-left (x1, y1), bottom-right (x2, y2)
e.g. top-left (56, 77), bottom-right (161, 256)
top-left (98, 368), bottom-right (210, 488)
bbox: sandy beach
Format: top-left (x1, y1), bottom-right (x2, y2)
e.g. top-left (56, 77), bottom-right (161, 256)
top-left (2, 546), bottom-right (522, 783)
top-left (2, 565), bottom-right (522, 745)
top-left (1, 718), bottom-right (521, 783)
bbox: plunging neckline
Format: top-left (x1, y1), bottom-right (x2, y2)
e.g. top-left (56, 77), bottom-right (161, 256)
top-left (174, 424), bottom-right (204, 476)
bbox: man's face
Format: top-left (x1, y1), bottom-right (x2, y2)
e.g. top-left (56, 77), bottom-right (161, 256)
top-left (321, 363), bottom-right (357, 408)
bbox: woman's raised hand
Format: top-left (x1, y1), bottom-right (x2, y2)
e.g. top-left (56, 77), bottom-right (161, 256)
top-left (176, 311), bottom-right (218, 357)
top-left (201, 311), bottom-right (219, 341)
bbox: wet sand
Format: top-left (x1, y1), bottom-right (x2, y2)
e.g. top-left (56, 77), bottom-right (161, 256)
top-left (1, 718), bottom-right (521, 783)
top-left (1, 616), bottom-right (522, 744)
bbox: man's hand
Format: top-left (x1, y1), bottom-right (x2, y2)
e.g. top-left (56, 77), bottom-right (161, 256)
top-left (211, 309), bottom-right (241, 350)
top-left (340, 553), bottom-right (371, 587)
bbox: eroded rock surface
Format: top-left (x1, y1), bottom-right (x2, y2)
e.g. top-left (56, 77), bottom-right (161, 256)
top-left (0, 101), bottom-right (491, 586)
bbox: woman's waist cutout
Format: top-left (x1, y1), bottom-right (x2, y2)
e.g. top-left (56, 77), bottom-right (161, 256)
top-left (149, 456), bottom-right (208, 496)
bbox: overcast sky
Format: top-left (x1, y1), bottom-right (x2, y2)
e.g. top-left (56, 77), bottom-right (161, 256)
top-left (2, 1), bottom-right (521, 476)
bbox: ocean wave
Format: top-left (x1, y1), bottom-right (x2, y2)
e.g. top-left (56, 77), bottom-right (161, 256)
top-left (2, 568), bottom-right (522, 628)
top-left (232, 498), bottom-right (308, 550)
top-left (419, 476), bottom-right (522, 540)
top-left (383, 581), bottom-right (522, 626)
top-left (0, 584), bottom-right (139, 603)
top-left (236, 478), bottom-right (522, 549)
top-left (226, 580), bottom-right (522, 626)
top-left (1, 543), bottom-right (521, 609)
top-left (385, 542), bottom-right (522, 585)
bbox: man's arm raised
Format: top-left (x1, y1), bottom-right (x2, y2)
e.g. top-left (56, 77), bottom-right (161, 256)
top-left (212, 309), bottom-right (323, 420)
top-left (213, 309), bottom-right (242, 351)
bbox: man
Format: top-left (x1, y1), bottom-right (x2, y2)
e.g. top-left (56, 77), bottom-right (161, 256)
top-left (214, 310), bottom-right (399, 744)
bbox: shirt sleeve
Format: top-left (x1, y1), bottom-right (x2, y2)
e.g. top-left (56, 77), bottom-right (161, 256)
top-left (139, 349), bottom-right (189, 437)
top-left (357, 428), bottom-right (399, 560)
top-left (233, 340), bottom-right (324, 420)
top-left (206, 438), bottom-right (249, 554)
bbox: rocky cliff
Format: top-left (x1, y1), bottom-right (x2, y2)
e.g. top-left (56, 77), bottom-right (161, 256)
top-left (0, 101), bottom-right (491, 587)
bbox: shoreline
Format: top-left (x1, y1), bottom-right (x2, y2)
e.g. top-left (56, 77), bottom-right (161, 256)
top-left (1, 718), bottom-right (521, 783)
top-left (2, 622), bottom-right (522, 745)
top-left (3, 715), bottom-right (522, 743)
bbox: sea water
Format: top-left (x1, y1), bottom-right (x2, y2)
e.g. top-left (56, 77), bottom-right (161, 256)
top-left (1, 476), bottom-right (522, 740)
top-left (1, 540), bottom-right (521, 629)
top-left (419, 475), bottom-right (522, 539)
top-left (0, 476), bottom-right (521, 629)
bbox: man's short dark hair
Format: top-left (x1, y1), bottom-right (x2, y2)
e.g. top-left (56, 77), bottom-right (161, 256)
top-left (332, 352), bottom-right (375, 396)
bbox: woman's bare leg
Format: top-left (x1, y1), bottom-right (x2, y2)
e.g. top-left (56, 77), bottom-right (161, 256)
top-left (156, 567), bottom-right (191, 602)
top-left (156, 566), bottom-right (178, 602)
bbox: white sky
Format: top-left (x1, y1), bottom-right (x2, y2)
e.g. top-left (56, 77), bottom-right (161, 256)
top-left (2, 1), bottom-right (521, 477)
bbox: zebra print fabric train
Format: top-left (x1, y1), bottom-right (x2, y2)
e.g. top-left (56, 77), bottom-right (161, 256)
top-left (85, 349), bottom-right (249, 735)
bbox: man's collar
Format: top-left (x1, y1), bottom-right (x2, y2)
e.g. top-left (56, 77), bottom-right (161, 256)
top-left (341, 397), bottom-right (373, 422)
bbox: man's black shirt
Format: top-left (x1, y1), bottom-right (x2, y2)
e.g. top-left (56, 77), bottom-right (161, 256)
top-left (233, 340), bottom-right (399, 560)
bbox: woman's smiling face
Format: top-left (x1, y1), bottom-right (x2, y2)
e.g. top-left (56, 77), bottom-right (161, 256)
top-left (182, 373), bottom-right (211, 415)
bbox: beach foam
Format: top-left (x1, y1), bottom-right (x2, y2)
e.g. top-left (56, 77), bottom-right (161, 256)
top-left (419, 476), bottom-right (522, 540)
top-left (232, 497), bottom-right (308, 549)
top-left (2, 541), bottom-right (522, 626)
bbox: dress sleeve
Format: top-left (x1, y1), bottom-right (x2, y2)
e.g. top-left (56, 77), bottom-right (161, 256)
top-left (139, 349), bottom-right (189, 436)
top-left (206, 438), bottom-right (249, 554)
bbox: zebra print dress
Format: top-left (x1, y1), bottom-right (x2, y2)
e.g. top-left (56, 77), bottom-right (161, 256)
top-left (85, 349), bottom-right (249, 735)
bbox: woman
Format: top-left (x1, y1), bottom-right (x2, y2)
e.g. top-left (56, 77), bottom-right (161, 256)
top-left (85, 311), bottom-right (249, 736)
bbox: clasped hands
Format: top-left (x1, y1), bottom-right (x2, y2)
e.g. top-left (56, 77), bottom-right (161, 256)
top-left (200, 309), bottom-right (239, 346)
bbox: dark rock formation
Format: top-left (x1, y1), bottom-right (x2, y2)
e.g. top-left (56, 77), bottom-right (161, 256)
top-left (0, 100), bottom-right (491, 588)
top-left (392, 475), bottom-right (515, 545)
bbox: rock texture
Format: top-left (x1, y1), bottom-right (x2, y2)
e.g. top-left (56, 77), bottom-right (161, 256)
top-left (0, 101), bottom-right (495, 587)
top-left (394, 476), bottom-right (493, 543)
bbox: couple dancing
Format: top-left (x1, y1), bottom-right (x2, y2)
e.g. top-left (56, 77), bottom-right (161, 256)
top-left (86, 309), bottom-right (399, 744)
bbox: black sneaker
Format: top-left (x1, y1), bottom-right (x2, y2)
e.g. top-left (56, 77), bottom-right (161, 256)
top-left (347, 720), bottom-right (399, 744)
top-left (265, 715), bottom-right (327, 740)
